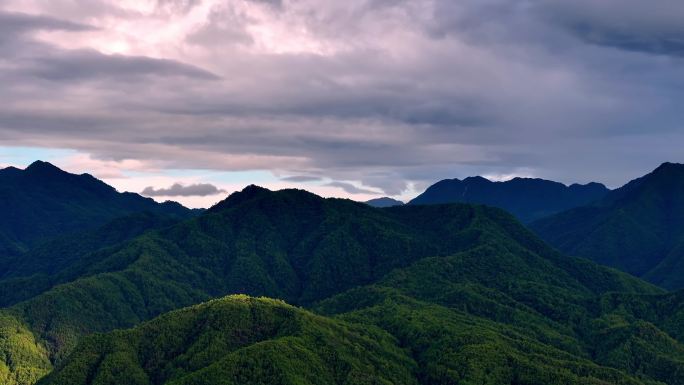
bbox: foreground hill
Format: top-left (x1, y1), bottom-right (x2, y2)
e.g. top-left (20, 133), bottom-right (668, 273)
top-left (0, 161), bottom-right (193, 260)
top-left (1, 186), bottom-right (675, 385)
top-left (531, 162), bottom-right (684, 289)
top-left (410, 176), bottom-right (608, 222)
top-left (318, 267), bottom-right (684, 385)
top-left (37, 295), bottom-right (415, 385)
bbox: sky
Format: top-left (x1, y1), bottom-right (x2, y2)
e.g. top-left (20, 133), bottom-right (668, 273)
top-left (1, 0), bottom-right (683, 208)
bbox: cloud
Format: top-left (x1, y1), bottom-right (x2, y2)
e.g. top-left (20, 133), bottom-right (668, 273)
top-left (539, 0), bottom-right (684, 56)
top-left (0, 11), bottom-right (94, 35)
top-left (326, 181), bottom-right (380, 195)
top-left (142, 182), bottom-right (227, 197)
top-left (156, 0), bottom-right (202, 15)
top-left (0, 0), bottom-right (683, 196)
top-left (281, 175), bottom-right (322, 182)
top-left (28, 51), bottom-right (220, 81)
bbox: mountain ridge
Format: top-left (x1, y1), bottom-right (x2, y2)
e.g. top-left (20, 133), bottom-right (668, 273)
top-left (409, 175), bottom-right (609, 222)
top-left (0, 161), bottom-right (194, 260)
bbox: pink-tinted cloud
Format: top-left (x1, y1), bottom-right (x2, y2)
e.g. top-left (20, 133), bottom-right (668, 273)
top-left (0, 0), bottom-right (683, 199)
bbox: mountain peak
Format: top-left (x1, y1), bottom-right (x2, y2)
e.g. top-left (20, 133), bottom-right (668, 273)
top-left (25, 160), bottom-right (64, 175)
top-left (463, 176), bottom-right (490, 183)
top-left (0, 160), bottom-right (194, 251)
top-left (210, 185), bottom-right (272, 212)
top-left (232, 184), bottom-right (272, 201)
top-left (652, 162), bottom-right (684, 175)
top-left (610, 162), bottom-right (684, 200)
top-left (210, 186), bottom-right (328, 214)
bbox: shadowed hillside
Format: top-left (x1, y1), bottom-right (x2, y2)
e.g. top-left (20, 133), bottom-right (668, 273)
top-left (0, 161), bottom-right (194, 262)
top-left (532, 162), bottom-right (684, 289)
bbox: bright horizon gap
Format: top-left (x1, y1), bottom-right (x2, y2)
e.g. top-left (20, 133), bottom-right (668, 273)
top-left (0, 148), bottom-right (674, 209)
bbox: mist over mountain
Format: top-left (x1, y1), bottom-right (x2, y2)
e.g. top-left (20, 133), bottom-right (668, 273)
top-left (409, 176), bottom-right (609, 223)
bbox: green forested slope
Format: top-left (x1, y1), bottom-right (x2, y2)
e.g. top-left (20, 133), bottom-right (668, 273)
top-left (0, 212), bottom-right (187, 308)
top-left (0, 314), bottom-right (51, 385)
top-left (37, 295), bottom-right (416, 385)
top-left (4, 185), bottom-right (684, 385)
top-left (40, 237), bottom-right (684, 385)
top-left (0, 186), bottom-right (524, 382)
top-left (316, 243), bottom-right (684, 384)
top-left (531, 162), bottom-right (684, 289)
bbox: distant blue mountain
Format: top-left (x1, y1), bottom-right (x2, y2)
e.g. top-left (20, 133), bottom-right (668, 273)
top-left (365, 197), bottom-right (404, 208)
top-left (409, 176), bottom-right (609, 223)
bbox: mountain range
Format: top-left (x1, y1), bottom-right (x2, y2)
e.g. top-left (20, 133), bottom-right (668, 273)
top-left (409, 176), bottom-right (609, 222)
top-left (3, 161), bottom-right (684, 385)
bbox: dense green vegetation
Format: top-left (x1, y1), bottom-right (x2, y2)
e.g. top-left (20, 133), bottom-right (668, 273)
top-left (0, 212), bottom-right (186, 307)
top-left (410, 175), bottom-right (608, 222)
top-left (4, 183), bottom-right (684, 385)
top-left (0, 313), bottom-right (50, 385)
top-left (0, 185), bottom-right (511, 374)
top-left (38, 232), bottom-right (684, 385)
top-left (532, 162), bottom-right (684, 289)
top-left (317, 246), bottom-right (684, 385)
top-left (0, 161), bottom-right (194, 262)
top-left (38, 295), bottom-right (416, 385)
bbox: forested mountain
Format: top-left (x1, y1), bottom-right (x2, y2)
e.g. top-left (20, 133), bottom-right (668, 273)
top-left (38, 295), bottom-right (416, 385)
top-left (0, 161), bottom-right (194, 258)
top-left (531, 162), bottom-right (684, 290)
top-left (4, 185), bottom-right (684, 385)
top-left (410, 176), bottom-right (609, 222)
top-left (2, 185), bottom-right (521, 382)
top-left (0, 212), bottom-right (185, 307)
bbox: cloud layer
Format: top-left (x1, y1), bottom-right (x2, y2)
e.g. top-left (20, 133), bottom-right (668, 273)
top-left (1, 0), bottom-right (683, 196)
top-left (142, 182), bottom-right (226, 197)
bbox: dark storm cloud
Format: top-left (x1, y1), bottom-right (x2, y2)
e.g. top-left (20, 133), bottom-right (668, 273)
top-left (1, 0), bottom-right (684, 195)
top-left (26, 50), bottom-right (220, 81)
top-left (0, 11), bottom-right (94, 35)
top-left (142, 182), bottom-right (227, 197)
top-left (539, 0), bottom-right (684, 56)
